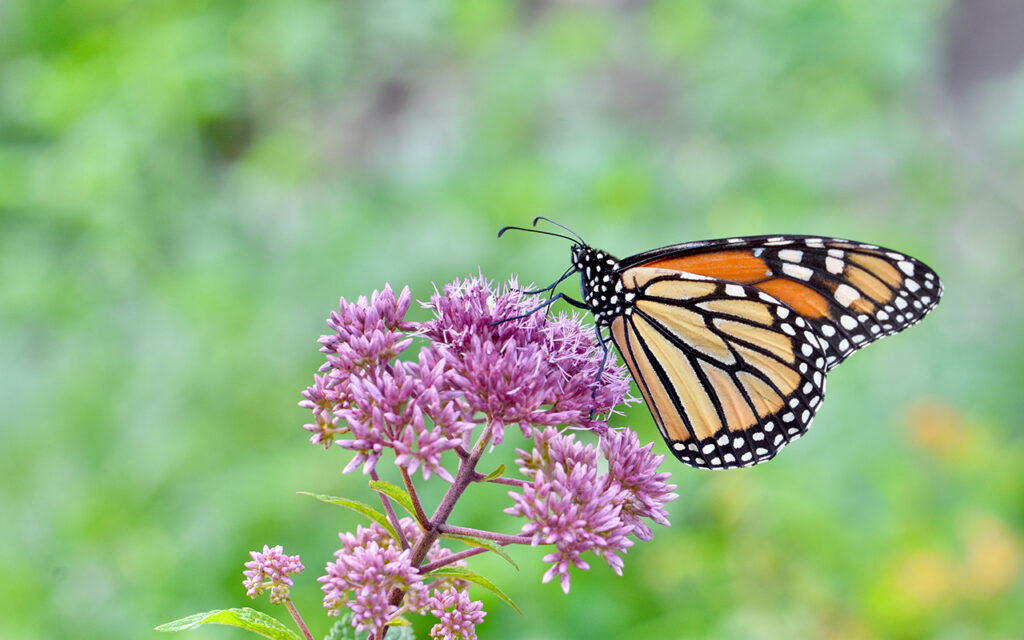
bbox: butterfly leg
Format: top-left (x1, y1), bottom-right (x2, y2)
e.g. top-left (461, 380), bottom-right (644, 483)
top-left (588, 325), bottom-right (613, 418)
top-left (520, 265), bottom-right (577, 295)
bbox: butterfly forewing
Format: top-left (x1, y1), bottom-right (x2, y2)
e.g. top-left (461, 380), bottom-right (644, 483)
top-left (609, 269), bottom-right (828, 469)
top-left (621, 236), bottom-right (943, 371)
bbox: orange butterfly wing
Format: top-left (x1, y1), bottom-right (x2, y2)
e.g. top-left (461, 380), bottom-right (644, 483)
top-left (605, 235), bottom-right (941, 469)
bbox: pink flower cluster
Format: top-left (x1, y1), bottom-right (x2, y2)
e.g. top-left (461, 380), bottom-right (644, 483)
top-left (301, 285), bottom-right (474, 479)
top-left (426, 587), bottom-right (486, 640)
top-left (301, 275), bottom-right (633, 477)
top-left (506, 427), bottom-right (677, 593)
top-left (319, 518), bottom-right (477, 634)
top-left (419, 275), bottom-right (632, 444)
top-left (242, 544), bottom-right (305, 604)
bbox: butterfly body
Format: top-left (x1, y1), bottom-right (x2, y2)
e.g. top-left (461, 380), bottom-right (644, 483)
top-left (565, 234), bottom-right (942, 470)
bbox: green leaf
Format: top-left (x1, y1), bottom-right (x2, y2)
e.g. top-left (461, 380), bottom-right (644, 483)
top-left (382, 624), bottom-right (415, 639)
top-left (297, 492), bottom-right (399, 541)
top-left (155, 608), bottom-right (302, 640)
top-left (324, 614), bottom-right (416, 640)
top-left (368, 480), bottom-right (417, 518)
top-left (481, 464), bottom-right (506, 482)
top-left (439, 533), bottom-right (519, 570)
top-left (427, 566), bottom-right (522, 614)
top-left (324, 618), bottom-right (356, 640)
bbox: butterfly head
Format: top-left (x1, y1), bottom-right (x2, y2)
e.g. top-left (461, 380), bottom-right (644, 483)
top-left (572, 245), bottom-right (626, 325)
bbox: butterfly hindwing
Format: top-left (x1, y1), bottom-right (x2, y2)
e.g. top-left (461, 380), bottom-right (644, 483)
top-left (608, 268), bottom-right (828, 469)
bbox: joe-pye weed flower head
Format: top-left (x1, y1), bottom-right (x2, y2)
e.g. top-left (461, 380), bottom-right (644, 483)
top-left (298, 273), bottom-right (675, 637)
top-left (161, 273), bottom-right (677, 640)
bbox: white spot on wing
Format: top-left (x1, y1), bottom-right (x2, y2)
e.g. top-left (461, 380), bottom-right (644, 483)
top-left (834, 284), bottom-right (860, 307)
top-left (778, 249), bottom-right (803, 263)
top-left (781, 263), bottom-right (813, 281)
top-left (725, 284), bottom-right (746, 297)
top-left (826, 256), bottom-right (844, 274)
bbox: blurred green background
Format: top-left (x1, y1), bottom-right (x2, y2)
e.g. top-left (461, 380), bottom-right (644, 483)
top-left (3, 0), bottom-right (1023, 638)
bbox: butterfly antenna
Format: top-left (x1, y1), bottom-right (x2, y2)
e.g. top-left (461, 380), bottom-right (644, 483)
top-left (497, 225), bottom-right (579, 245)
top-left (532, 216), bottom-right (586, 245)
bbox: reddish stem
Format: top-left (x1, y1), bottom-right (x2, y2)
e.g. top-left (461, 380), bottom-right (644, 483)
top-left (483, 476), bottom-right (527, 487)
top-left (418, 546), bottom-right (489, 573)
top-left (400, 467), bottom-right (431, 529)
top-left (386, 422), bottom-right (497, 610)
top-left (437, 524), bottom-right (532, 545)
top-left (284, 599), bottom-right (314, 640)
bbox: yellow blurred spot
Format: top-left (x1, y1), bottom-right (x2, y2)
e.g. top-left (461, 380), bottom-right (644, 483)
top-left (964, 515), bottom-right (1022, 597)
top-left (814, 612), bottom-right (875, 640)
top-left (904, 399), bottom-right (969, 462)
top-left (894, 550), bottom-right (957, 608)
top-left (708, 472), bottom-right (753, 526)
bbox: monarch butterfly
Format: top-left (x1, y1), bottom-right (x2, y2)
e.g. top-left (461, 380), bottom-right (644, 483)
top-left (500, 218), bottom-right (943, 470)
